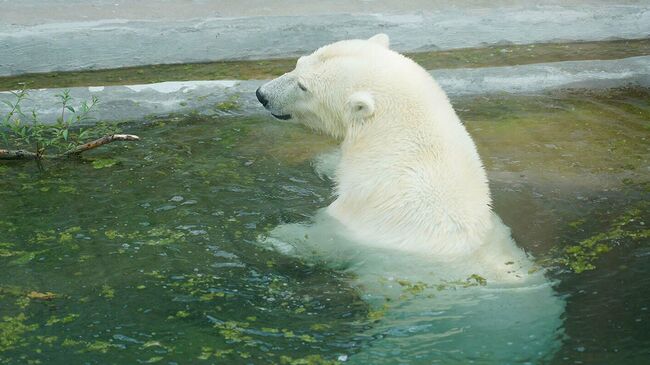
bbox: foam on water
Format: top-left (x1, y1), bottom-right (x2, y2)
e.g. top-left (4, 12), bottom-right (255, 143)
top-left (124, 80), bottom-right (239, 94)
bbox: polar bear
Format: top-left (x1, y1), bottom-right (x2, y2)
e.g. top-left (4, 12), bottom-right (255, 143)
top-left (255, 34), bottom-right (564, 363)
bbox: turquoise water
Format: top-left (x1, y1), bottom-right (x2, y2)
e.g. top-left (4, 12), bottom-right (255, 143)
top-left (1, 88), bottom-right (649, 364)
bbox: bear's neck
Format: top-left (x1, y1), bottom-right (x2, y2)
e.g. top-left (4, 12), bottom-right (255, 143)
top-left (328, 96), bottom-right (493, 257)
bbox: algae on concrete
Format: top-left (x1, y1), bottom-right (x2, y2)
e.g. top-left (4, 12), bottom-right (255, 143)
top-left (1, 39), bottom-right (648, 92)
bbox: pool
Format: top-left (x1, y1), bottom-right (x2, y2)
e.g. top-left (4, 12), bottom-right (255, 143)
top-left (1, 85), bottom-right (648, 364)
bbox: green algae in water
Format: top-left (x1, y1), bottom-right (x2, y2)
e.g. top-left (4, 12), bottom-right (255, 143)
top-left (0, 115), bottom-right (367, 364)
top-left (45, 314), bottom-right (79, 326)
top-left (461, 88), bottom-right (650, 176)
top-left (557, 202), bottom-right (650, 273)
top-left (91, 158), bottom-right (118, 169)
top-left (0, 314), bottom-right (39, 353)
top-left (458, 88), bottom-right (649, 275)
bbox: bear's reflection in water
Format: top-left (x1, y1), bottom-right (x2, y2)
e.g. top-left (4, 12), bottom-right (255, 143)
top-left (260, 209), bottom-right (565, 364)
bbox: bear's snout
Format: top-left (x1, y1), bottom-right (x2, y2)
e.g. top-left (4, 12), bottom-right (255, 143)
top-left (256, 87), bottom-right (269, 107)
top-left (256, 85), bottom-right (292, 120)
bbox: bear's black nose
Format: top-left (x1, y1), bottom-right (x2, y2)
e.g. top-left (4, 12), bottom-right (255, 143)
top-left (256, 87), bottom-right (268, 107)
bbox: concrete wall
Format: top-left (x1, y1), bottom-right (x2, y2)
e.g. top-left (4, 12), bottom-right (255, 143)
top-left (1, 1), bottom-right (648, 76)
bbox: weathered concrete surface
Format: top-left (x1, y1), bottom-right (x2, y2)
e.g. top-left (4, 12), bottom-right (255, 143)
top-left (2, 56), bottom-right (648, 125)
top-left (434, 55), bottom-right (650, 96)
top-left (1, 1), bottom-right (648, 76)
top-left (4, 1), bottom-right (647, 24)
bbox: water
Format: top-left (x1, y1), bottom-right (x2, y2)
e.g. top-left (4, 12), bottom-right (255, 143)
top-left (1, 87), bottom-right (648, 364)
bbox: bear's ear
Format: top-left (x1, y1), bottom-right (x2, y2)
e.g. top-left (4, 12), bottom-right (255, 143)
top-left (348, 92), bottom-right (375, 120)
top-left (367, 33), bottom-right (390, 49)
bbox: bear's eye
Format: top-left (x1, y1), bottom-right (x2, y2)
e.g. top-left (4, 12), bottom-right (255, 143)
top-left (298, 81), bottom-right (308, 92)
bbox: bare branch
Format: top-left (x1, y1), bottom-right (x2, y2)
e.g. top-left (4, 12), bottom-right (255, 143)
top-left (61, 134), bottom-right (140, 157)
top-left (0, 134), bottom-right (140, 160)
top-left (0, 149), bottom-right (38, 160)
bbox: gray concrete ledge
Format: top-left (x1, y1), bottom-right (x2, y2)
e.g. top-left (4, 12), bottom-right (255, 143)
top-left (434, 55), bottom-right (650, 96)
top-left (2, 56), bottom-right (648, 125)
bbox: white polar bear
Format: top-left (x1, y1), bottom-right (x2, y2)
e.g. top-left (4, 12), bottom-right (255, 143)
top-left (256, 34), bottom-right (564, 363)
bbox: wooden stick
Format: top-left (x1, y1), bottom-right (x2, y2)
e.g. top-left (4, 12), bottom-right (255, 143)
top-left (61, 134), bottom-right (140, 157)
top-left (0, 149), bottom-right (38, 160)
top-left (0, 134), bottom-right (140, 160)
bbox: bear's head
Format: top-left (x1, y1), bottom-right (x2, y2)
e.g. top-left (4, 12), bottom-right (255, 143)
top-left (256, 34), bottom-right (392, 139)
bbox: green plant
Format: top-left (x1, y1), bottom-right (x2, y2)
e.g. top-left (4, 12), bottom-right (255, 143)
top-left (1, 89), bottom-right (101, 157)
top-left (1, 89), bottom-right (28, 148)
top-left (1, 89), bottom-right (137, 161)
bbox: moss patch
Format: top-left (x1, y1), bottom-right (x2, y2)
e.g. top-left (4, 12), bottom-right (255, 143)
top-left (0, 313), bottom-right (39, 352)
top-left (462, 87), bottom-right (650, 176)
top-left (91, 158), bottom-right (118, 169)
top-left (557, 202), bottom-right (650, 273)
top-left (214, 94), bottom-right (241, 112)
